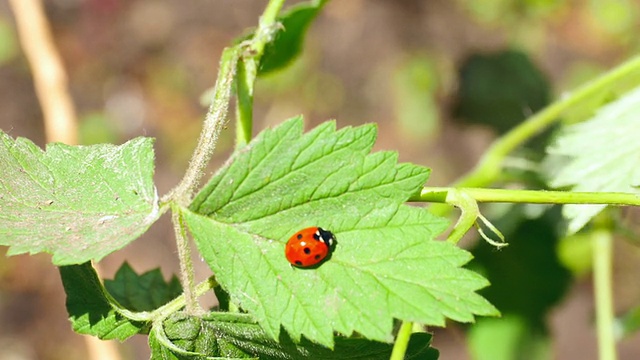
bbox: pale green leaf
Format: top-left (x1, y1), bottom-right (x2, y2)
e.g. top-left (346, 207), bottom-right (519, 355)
top-left (545, 85), bottom-right (640, 233)
top-left (0, 134), bottom-right (159, 265)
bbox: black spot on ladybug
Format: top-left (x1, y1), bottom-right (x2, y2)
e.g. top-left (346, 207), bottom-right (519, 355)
top-left (303, 247), bottom-right (311, 254)
top-left (297, 234), bottom-right (303, 240)
top-left (314, 254), bottom-right (321, 260)
top-left (295, 260), bottom-right (302, 266)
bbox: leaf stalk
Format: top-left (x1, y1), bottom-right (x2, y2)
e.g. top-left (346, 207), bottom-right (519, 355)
top-left (453, 55), bottom-right (640, 188)
top-left (236, 0), bottom-right (287, 148)
top-left (390, 321), bottom-right (414, 360)
top-left (416, 187), bottom-right (640, 207)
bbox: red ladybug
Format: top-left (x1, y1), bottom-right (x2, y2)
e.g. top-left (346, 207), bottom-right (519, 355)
top-left (285, 227), bottom-right (335, 268)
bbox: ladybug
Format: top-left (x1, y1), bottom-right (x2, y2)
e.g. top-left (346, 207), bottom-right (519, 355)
top-left (285, 227), bottom-right (335, 268)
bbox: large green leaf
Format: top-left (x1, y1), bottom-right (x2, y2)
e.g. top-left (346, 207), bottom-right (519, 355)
top-left (0, 135), bottom-right (159, 265)
top-left (187, 117), bottom-right (497, 347)
top-left (545, 85), bottom-right (640, 233)
top-left (59, 263), bottom-right (147, 340)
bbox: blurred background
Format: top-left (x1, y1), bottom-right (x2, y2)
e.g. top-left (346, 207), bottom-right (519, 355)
top-left (1, 0), bottom-right (640, 359)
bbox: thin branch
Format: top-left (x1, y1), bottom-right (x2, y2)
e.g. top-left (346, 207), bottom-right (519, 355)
top-left (416, 187), bottom-right (640, 207)
top-left (9, 0), bottom-right (77, 145)
top-left (173, 209), bottom-right (200, 314)
top-left (454, 55), bottom-right (640, 188)
top-left (164, 47), bottom-right (239, 204)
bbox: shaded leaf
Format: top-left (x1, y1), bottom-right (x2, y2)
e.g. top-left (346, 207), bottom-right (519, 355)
top-left (105, 262), bottom-right (182, 312)
top-left (151, 312), bottom-right (438, 359)
top-left (59, 262), bottom-right (146, 340)
top-left (545, 85), bottom-right (640, 233)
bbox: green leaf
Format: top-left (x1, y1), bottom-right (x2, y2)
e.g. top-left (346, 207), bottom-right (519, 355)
top-left (59, 262), bottom-right (146, 340)
top-left (545, 85), bottom-right (640, 233)
top-left (151, 311), bottom-right (438, 359)
top-left (0, 134), bottom-right (160, 265)
top-left (187, 117), bottom-right (497, 346)
top-left (104, 262), bottom-right (182, 312)
top-left (258, 0), bottom-right (327, 75)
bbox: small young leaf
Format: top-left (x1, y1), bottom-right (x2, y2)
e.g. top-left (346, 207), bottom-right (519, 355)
top-left (187, 117), bottom-right (497, 346)
top-left (104, 262), bottom-right (182, 312)
top-left (150, 312), bottom-right (252, 360)
top-left (258, 0), bottom-right (327, 75)
top-left (0, 134), bottom-right (160, 265)
top-left (545, 85), bottom-right (640, 233)
top-left (59, 262), bottom-right (146, 340)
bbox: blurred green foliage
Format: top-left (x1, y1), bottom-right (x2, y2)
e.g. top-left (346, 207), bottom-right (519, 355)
top-left (78, 112), bottom-right (120, 145)
top-left (453, 50), bottom-right (551, 134)
top-left (392, 55), bottom-right (440, 142)
top-left (0, 17), bottom-right (17, 65)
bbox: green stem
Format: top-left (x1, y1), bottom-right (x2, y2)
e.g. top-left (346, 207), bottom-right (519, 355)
top-left (415, 187), bottom-right (640, 206)
top-left (112, 276), bottom-right (217, 323)
top-left (153, 276), bottom-right (218, 320)
top-left (454, 55), bottom-right (640, 188)
top-left (158, 0), bottom-right (288, 324)
top-left (593, 230), bottom-right (617, 360)
top-left (250, 0), bottom-right (287, 56)
top-left (163, 47), bottom-right (239, 204)
top-left (235, 0), bottom-right (287, 148)
top-left (390, 321), bottom-right (413, 360)
top-left (172, 208), bottom-right (200, 314)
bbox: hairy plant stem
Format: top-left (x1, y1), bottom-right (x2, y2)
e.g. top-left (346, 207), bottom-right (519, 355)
top-left (161, 47), bottom-right (238, 315)
top-left (155, 277), bottom-right (218, 320)
top-left (172, 209), bottom-right (200, 314)
top-left (164, 47), bottom-right (239, 205)
top-left (162, 0), bottom-right (287, 319)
